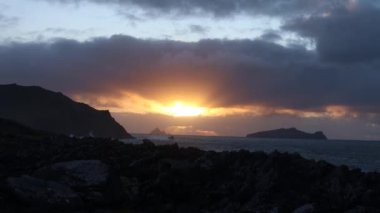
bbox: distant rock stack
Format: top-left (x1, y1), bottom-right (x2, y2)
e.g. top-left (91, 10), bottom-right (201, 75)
top-left (149, 128), bottom-right (167, 136)
top-left (0, 84), bottom-right (133, 138)
top-left (247, 128), bottom-right (327, 140)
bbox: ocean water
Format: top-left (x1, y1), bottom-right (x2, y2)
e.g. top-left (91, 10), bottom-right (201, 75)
top-left (124, 134), bottom-right (380, 172)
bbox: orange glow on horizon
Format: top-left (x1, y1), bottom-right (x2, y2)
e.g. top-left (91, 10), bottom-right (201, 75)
top-left (73, 91), bottom-right (358, 120)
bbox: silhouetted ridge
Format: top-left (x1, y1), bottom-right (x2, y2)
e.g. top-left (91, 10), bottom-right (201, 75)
top-left (247, 127), bottom-right (327, 140)
top-left (0, 118), bottom-right (46, 136)
top-left (0, 84), bottom-right (132, 138)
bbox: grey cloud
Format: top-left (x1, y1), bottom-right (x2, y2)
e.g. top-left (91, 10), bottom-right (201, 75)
top-left (1, 35), bottom-right (380, 116)
top-left (259, 31), bottom-right (282, 42)
top-left (44, 27), bottom-right (95, 35)
top-left (189, 25), bottom-right (208, 34)
top-left (117, 10), bottom-right (145, 22)
top-left (284, 3), bottom-right (380, 62)
top-left (0, 13), bottom-right (18, 28)
top-left (46, 0), bottom-right (351, 17)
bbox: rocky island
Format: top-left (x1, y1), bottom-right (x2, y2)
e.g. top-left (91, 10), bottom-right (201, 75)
top-left (0, 84), bottom-right (133, 139)
top-left (0, 118), bottom-right (379, 212)
top-left (150, 128), bottom-right (168, 136)
top-left (247, 128), bottom-right (328, 140)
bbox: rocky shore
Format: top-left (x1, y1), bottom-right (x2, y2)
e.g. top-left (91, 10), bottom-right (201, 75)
top-left (1, 123), bottom-right (380, 212)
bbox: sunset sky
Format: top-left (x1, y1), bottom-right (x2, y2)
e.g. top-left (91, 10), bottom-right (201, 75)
top-left (1, 0), bottom-right (380, 140)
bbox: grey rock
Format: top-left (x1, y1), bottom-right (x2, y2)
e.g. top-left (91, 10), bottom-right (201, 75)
top-left (195, 156), bottom-right (214, 170)
top-left (6, 175), bottom-right (83, 208)
top-left (161, 159), bottom-right (191, 170)
top-left (344, 206), bottom-right (368, 213)
top-left (142, 139), bottom-right (155, 148)
top-left (121, 177), bottom-right (140, 201)
top-left (129, 155), bottom-right (157, 168)
top-left (270, 207), bottom-right (279, 213)
top-left (35, 160), bottom-right (109, 187)
top-left (34, 160), bottom-right (124, 205)
top-left (293, 204), bottom-right (314, 213)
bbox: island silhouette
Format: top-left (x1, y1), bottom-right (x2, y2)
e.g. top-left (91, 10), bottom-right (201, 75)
top-left (247, 128), bottom-right (327, 140)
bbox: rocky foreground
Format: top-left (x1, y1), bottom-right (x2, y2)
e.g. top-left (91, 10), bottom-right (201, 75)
top-left (0, 126), bottom-right (380, 212)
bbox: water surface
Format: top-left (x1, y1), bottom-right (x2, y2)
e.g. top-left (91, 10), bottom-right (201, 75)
top-left (124, 134), bottom-right (380, 172)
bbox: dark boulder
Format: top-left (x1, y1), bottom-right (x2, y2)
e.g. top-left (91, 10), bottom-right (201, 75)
top-left (292, 204), bottom-right (314, 213)
top-left (142, 139), bottom-right (156, 148)
top-left (34, 160), bottom-right (110, 187)
top-left (34, 160), bottom-right (123, 205)
top-left (6, 175), bottom-right (83, 209)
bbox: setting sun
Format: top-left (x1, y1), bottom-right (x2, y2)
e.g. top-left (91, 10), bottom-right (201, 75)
top-left (161, 101), bottom-right (206, 117)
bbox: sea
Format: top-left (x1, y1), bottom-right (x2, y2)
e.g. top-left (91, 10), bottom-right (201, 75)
top-left (123, 134), bottom-right (380, 172)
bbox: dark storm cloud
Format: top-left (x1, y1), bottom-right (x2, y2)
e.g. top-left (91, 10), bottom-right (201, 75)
top-left (1, 35), bottom-right (380, 115)
top-left (47, 0), bottom-right (350, 17)
top-left (285, 2), bottom-right (380, 62)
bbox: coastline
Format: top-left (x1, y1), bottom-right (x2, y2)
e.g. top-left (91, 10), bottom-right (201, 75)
top-left (1, 131), bottom-right (380, 212)
top-left (126, 134), bottom-right (380, 173)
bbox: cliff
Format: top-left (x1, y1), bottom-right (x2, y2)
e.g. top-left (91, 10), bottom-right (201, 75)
top-left (0, 84), bottom-right (133, 138)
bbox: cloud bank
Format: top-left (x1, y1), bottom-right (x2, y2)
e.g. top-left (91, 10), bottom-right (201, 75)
top-left (48, 0), bottom-right (356, 17)
top-left (0, 33), bottom-right (379, 116)
top-left (1, 0), bottom-right (380, 138)
top-left (285, 3), bottom-right (380, 62)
